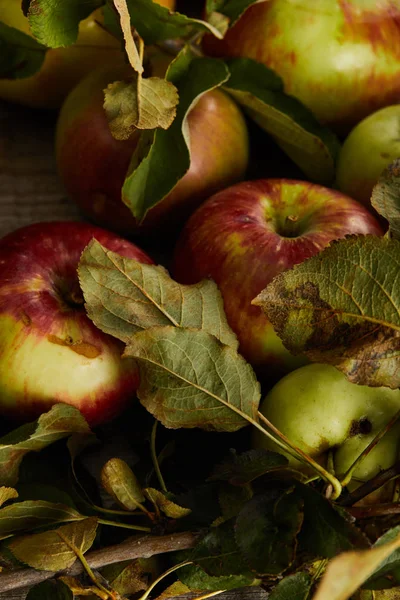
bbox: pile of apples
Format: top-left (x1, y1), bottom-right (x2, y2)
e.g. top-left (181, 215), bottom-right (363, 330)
top-left (0, 0), bottom-right (400, 492)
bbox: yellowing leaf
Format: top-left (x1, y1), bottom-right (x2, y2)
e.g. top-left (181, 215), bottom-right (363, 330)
top-left (125, 326), bottom-right (260, 432)
top-left (101, 458), bottom-right (145, 511)
top-left (104, 76), bottom-right (179, 139)
top-left (255, 236), bottom-right (400, 388)
top-left (0, 501), bottom-right (85, 540)
top-left (144, 488), bottom-right (191, 519)
top-left (113, 0), bottom-right (143, 73)
top-left (312, 531), bottom-right (400, 600)
top-left (59, 576), bottom-right (110, 599)
top-left (79, 240), bottom-right (238, 349)
top-left (155, 581), bottom-right (192, 600)
top-left (0, 487), bottom-right (18, 507)
top-left (0, 404), bottom-right (91, 486)
top-left (9, 518), bottom-right (98, 571)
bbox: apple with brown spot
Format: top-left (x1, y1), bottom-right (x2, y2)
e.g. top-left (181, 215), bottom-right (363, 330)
top-left (0, 221), bottom-right (153, 426)
top-left (172, 179), bottom-right (383, 379)
top-left (203, 0), bottom-right (400, 134)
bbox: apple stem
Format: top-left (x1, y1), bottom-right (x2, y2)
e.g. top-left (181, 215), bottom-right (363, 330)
top-left (339, 459), bottom-right (400, 507)
top-left (98, 518), bottom-right (151, 532)
top-left (340, 407), bottom-right (400, 488)
top-left (150, 420), bottom-right (168, 493)
top-left (257, 410), bottom-right (343, 500)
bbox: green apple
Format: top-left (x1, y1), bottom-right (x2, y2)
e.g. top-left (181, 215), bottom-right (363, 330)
top-left (253, 363), bottom-right (400, 486)
top-left (336, 105), bottom-right (400, 208)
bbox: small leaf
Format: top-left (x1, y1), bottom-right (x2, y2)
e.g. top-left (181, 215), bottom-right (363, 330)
top-left (371, 159), bottom-right (400, 239)
top-left (104, 76), bottom-right (179, 139)
top-left (235, 487), bottom-right (304, 576)
top-left (209, 448), bottom-right (288, 485)
top-left (178, 562), bottom-right (259, 592)
top-left (255, 235), bottom-right (400, 388)
top-left (155, 581), bottom-right (192, 600)
top-left (122, 48), bottom-right (230, 222)
top-left (125, 326), bottom-right (261, 432)
top-left (9, 517), bottom-right (98, 571)
top-left (224, 58), bottom-right (340, 183)
top-left (0, 500), bottom-right (85, 540)
top-left (25, 0), bottom-right (103, 47)
top-left (101, 458), bottom-right (145, 511)
top-left (0, 404), bottom-right (91, 486)
top-left (102, 557), bottom-right (158, 595)
top-left (59, 576), bottom-right (109, 599)
top-left (79, 240), bottom-right (237, 348)
top-left (269, 572), bottom-right (312, 600)
top-left (26, 580), bottom-right (73, 600)
top-left (311, 530), bottom-right (400, 600)
top-left (0, 487), bottom-right (18, 507)
top-left (144, 488), bottom-right (191, 519)
top-left (0, 22), bottom-right (47, 79)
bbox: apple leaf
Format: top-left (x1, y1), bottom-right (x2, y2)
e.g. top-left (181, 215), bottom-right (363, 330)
top-left (79, 239), bottom-right (238, 348)
top-left (143, 488), bottom-right (191, 519)
top-left (26, 580), bottom-right (73, 600)
top-left (0, 22), bottom-right (47, 79)
top-left (269, 572), bottom-right (312, 600)
top-left (104, 75), bottom-right (179, 139)
top-left (254, 235), bottom-right (400, 389)
top-left (216, 483), bottom-right (253, 523)
top-left (0, 487), bottom-right (18, 507)
top-left (124, 326), bottom-right (261, 432)
top-left (223, 58), bottom-right (340, 184)
top-left (0, 500), bottom-right (85, 540)
top-left (9, 517), bottom-right (98, 571)
top-left (311, 529), bottom-right (400, 600)
top-left (363, 525), bottom-right (400, 589)
top-left (100, 457), bottom-right (145, 511)
top-left (24, 0), bottom-right (103, 47)
top-left (112, 0), bottom-right (142, 74)
top-left (205, 0), bottom-right (261, 27)
top-left (122, 48), bottom-right (230, 222)
top-left (0, 404), bottom-right (91, 487)
top-left (178, 561), bottom-right (258, 592)
top-left (209, 448), bottom-right (288, 485)
top-left (371, 158), bottom-right (400, 240)
top-left (235, 487), bottom-right (304, 576)
top-left (155, 581), bottom-right (192, 599)
top-left (101, 557), bottom-right (157, 596)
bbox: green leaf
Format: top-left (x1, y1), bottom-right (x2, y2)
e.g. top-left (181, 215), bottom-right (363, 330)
top-left (364, 525), bottom-right (400, 588)
top-left (79, 239), bottom-right (238, 348)
top-left (125, 326), bottom-right (261, 432)
top-left (178, 563), bottom-right (258, 592)
top-left (0, 487), bottom-right (18, 507)
top-left (0, 404), bottom-right (91, 487)
top-left (216, 482), bottom-right (253, 523)
top-left (0, 500), bottom-right (85, 540)
top-left (100, 458), bottom-right (145, 511)
top-left (25, 0), bottom-right (103, 47)
top-left (235, 487), bottom-right (304, 576)
top-left (297, 484), bottom-right (369, 559)
top-left (122, 48), bottom-right (230, 222)
top-left (104, 75), bottom-right (179, 139)
top-left (9, 517), bottom-right (98, 571)
top-left (269, 572), bottom-right (312, 600)
top-left (205, 0), bottom-right (259, 26)
top-left (224, 58), bottom-right (340, 183)
top-left (143, 488), bottom-right (191, 518)
top-left (0, 22), bottom-right (47, 79)
top-left (371, 159), bottom-right (400, 240)
top-left (109, 0), bottom-right (224, 45)
top-left (254, 235), bottom-right (400, 389)
top-left (26, 580), bottom-right (73, 600)
top-left (209, 448), bottom-right (288, 485)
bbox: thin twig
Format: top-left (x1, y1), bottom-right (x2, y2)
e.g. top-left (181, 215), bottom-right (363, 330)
top-left (339, 459), bottom-right (400, 507)
top-left (346, 503), bottom-right (400, 519)
top-left (0, 531), bottom-right (198, 594)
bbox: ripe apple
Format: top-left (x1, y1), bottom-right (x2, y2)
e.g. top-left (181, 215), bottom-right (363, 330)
top-left (203, 0), bottom-right (400, 134)
top-left (0, 0), bottom-right (176, 109)
top-left (172, 179), bottom-right (383, 378)
top-left (55, 61), bottom-right (249, 238)
top-left (336, 105), bottom-right (400, 208)
top-left (253, 363), bottom-right (400, 488)
top-left (0, 221), bottom-right (154, 426)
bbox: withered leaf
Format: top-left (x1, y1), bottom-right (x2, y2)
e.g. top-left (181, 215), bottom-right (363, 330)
top-left (59, 575), bottom-right (111, 599)
top-left (0, 487), bottom-right (18, 507)
top-left (79, 240), bottom-right (238, 348)
top-left (9, 517), bottom-right (98, 571)
top-left (144, 488), bottom-right (191, 519)
top-left (125, 326), bottom-right (260, 432)
top-left (371, 158), bottom-right (400, 240)
top-left (254, 235), bottom-right (400, 388)
top-left (112, 0), bottom-right (143, 74)
top-left (101, 458), bottom-right (145, 510)
top-left (0, 404), bottom-right (91, 486)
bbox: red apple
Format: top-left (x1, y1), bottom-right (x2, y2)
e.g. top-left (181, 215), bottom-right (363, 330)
top-left (203, 0), bottom-right (400, 134)
top-left (55, 61), bottom-right (250, 239)
top-left (172, 179), bottom-right (383, 379)
top-left (0, 221), bottom-right (153, 426)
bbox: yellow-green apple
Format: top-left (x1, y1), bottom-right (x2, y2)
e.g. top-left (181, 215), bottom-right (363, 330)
top-left (203, 0), bottom-right (400, 134)
top-left (55, 61), bottom-right (250, 238)
top-left (253, 363), bottom-right (400, 489)
top-left (172, 179), bottom-right (383, 378)
top-left (0, 0), bottom-right (176, 109)
top-left (336, 105), bottom-right (400, 207)
top-left (0, 221), bottom-right (153, 426)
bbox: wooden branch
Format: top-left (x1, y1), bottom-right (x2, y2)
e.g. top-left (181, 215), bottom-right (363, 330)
top-left (0, 531), bottom-right (198, 594)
